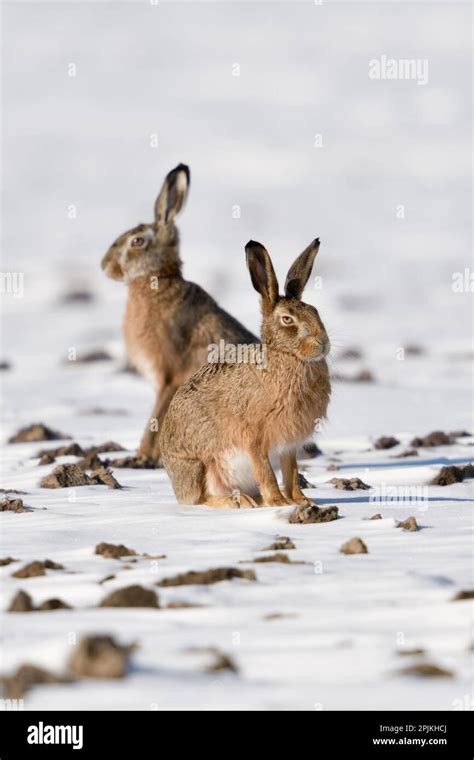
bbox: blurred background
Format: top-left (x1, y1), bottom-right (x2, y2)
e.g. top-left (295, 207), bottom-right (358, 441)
top-left (1, 0), bottom-right (472, 442)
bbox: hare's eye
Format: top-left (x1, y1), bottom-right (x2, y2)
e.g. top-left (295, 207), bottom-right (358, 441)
top-left (281, 315), bottom-right (295, 326)
top-left (131, 236), bottom-right (145, 247)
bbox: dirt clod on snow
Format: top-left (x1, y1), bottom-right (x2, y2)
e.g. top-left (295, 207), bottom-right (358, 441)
top-left (430, 463), bottom-right (473, 486)
top-left (340, 537), bottom-right (368, 555)
top-left (288, 504), bottom-right (339, 524)
top-left (8, 423), bottom-right (71, 444)
top-left (410, 431), bottom-right (452, 447)
top-left (263, 536), bottom-right (296, 551)
top-left (158, 567), bottom-right (256, 587)
top-left (328, 477), bottom-right (371, 490)
top-left (99, 585), bottom-right (159, 608)
top-left (95, 542), bottom-right (137, 559)
top-left (2, 664), bottom-right (71, 699)
top-left (374, 436), bottom-right (400, 450)
top-left (397, 516), bottom-right (419, 532)
top-left (12, 560), bottom-right (64, 578)
top-left (68, 635), bottom-right (136, 679)
top-left (0, 497), bottom-right (31, 513)
top-left (452, 589), bottom-right (474, 601)
top-left (395, 662), bottom-right (454, 678)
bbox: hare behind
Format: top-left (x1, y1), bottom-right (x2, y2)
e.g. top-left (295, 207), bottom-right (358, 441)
top-left (160, 239), bottom-right (331, 508)
top-left (101, 164), bottom-right (257, 463)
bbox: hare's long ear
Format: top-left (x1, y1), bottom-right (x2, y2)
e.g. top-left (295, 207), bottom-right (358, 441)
top-left (245, 241), bottom-right (279, 306)
top-left (284, 238), bottom-right (320, 300)
top-left (154, 163), bottom-right (190, 226)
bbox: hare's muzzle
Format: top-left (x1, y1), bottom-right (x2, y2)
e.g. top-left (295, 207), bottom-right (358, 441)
top-left (306, 335), bottom-right (330, 362)
top-left (101, 248), bottom-right (124, 281)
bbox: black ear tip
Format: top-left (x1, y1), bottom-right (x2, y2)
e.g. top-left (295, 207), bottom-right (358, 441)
top-left (245, 240), bottom-right (265, 253)
top-left (314, 237), bottom-right (320, 245)
top-left (177, 163), bottom-right (190, 176)
top-left (169, 163), bottom-right (190, 183)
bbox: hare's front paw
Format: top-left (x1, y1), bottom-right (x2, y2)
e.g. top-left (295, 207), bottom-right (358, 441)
top-left (293, 495), bottom-right (316, 507)
top-left (231, 489), bottom-right (259, 509)
top-left (260, 492), bottom-right (293, 507)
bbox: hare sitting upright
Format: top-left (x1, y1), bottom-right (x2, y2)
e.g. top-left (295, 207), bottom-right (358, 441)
top-left (101, 164), bottom-right (257, 464)
top-left (160, 239), bottom-right (331, 508)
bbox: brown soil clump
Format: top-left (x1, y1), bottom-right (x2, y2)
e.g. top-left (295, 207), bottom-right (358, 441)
top-left (205, 649), bottom-right (239, 674)
top-left (71, 350), bottom-right (112, 364)
top-left (8, 590), bottom-right (35, 612)
top-left (338, 347), bottom-right (364, 360)
top-left (2, 664), bottom-right (71, 699)
top-left (448, 430), bottom-right (471, 440)
top-left (252, 553), bottom-right (292, 564)
top-left (396, 662), bottom-right (454, 678)
top-left (38, 453), bottom-right (56, 465)
top-left (288, 504), bottom-right (339, 524)
top-left (411, 431), bottom-right (452, 447)
top-left (431, 463), bottom-right (473, 486)
top-left (300, 443), bottom-right (322, 459)
top-left (40, 464), bottom-right (96, 488)
top-left (397, 516), bottom-right (419, 532)
top-left (404, 344), bottom-right (425, 356)
top-left (38, 598), bottom-right (71, 611)
top-left (452, 589), bottom-right (474, 601)
top-left (158, 567), bottom-right (256, 587)
top-left (99, 585), bottom-right (159, 608)
top-left (297, 472), bottom-right (315, 488)
top-left (8, 424), bottom-right (70, 443)
top-left (263, 536), bottom-right (296, 551)
top-left (61, 289), bottom-right (94, 304)
top-left (95, 542), bottom-right (137, 559)
top-left (340, 537), bottom-right (368, 555)
top-left (83, 442), bottom-right (124, 454)
top-left (40, 463), bottom-right (122, 489)
top-left (98, 575), bottom-right (116, 584)
top-left (264, 612), bottom-right (298, 621)
top-left (93, 466), bottom-right (122, 489)
top-left (108, 455), bottom-right (156, 469)
top-left (12, 560), bottom-right (64, 578)
top-left (0, 497), bottom-right (31, 513)
top-left (328, 477), bottom-right (371, 490)
top-left (68, 635), bottom-right (135, 679)
top-left (37, 443), bottom-right (85, 459)
top-left (392, 449), bottom-right (418, 458)
top-left (333, 369), bottom-right (375, 383)
top-left (8, 591), bottom-right (72, 612)
top-left (249, 553), bottom-right (307, 565)
top-left (374, 436), bottom-right (400, 450)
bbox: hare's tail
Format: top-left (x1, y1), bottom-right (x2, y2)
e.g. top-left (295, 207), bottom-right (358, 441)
top-left (161, 454), bottom-right (206, 505)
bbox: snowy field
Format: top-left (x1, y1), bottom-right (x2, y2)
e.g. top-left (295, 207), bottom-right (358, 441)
top-left (0, 1), bottom-right (472, 710)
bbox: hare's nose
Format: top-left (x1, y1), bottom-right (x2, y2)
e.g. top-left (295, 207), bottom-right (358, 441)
top-left (320, 336), bottom-right (330, 356)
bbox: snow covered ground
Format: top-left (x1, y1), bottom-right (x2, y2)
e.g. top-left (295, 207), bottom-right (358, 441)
top-left (0, 1), bottom-right (472, 710)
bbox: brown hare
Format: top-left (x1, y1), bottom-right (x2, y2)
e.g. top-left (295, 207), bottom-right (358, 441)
top-left (101, 164), bottom-right (257, 463)
top-left (160, 239), bottom-right (331, 508)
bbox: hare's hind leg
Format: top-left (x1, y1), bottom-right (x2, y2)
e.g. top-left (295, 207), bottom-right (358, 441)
top-left (163, 454), bottom-right (258, 508)
top-left (162, 454), bottom-right (206, 505)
